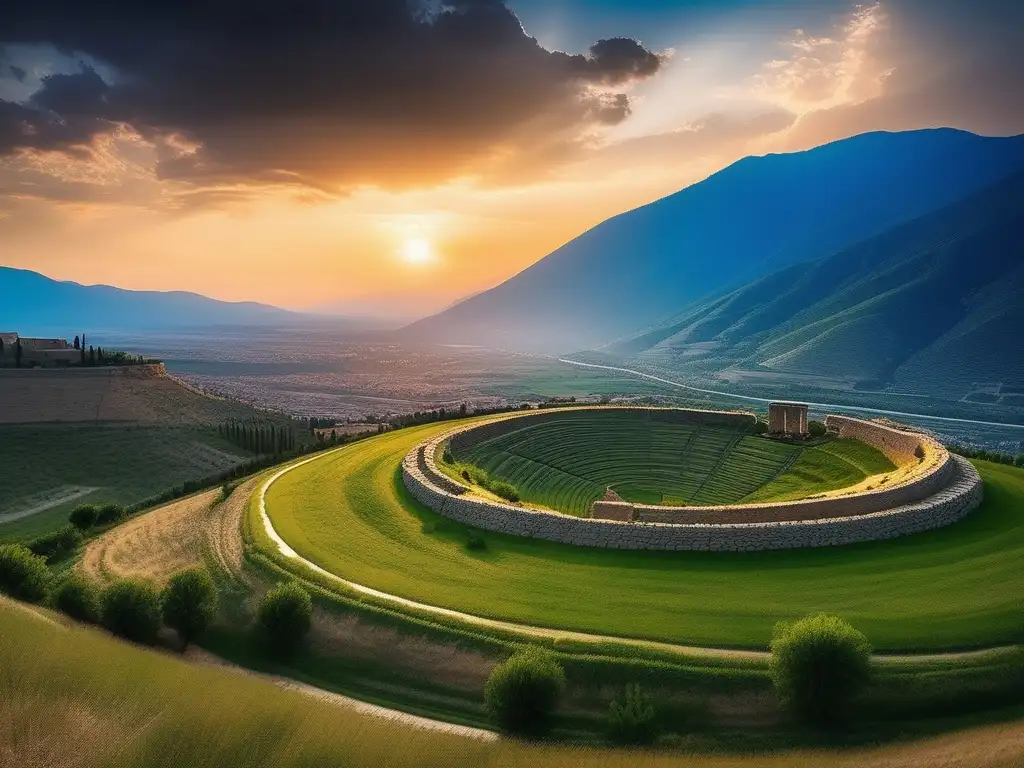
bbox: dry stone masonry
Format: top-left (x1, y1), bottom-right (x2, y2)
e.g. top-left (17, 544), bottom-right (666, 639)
top-left (403, 407), bottom-right (983, 551)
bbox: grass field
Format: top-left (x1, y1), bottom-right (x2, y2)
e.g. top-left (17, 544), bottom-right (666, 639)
top-left (744, 439), bottom-right (896, 503)
top-left (0, 423), bottom-right (251, 542)
top-left (264, 421), bottom-right (1024, 651)
top-left (446, 410), bottom-right (894, 514)
top-left (4, 602), bottom-right (1024, 768)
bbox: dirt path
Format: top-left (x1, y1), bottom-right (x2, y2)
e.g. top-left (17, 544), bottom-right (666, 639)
top-left (258, 449), bottom-right (1018, 666)
top-left (185, 647), bottom-right (497, 741)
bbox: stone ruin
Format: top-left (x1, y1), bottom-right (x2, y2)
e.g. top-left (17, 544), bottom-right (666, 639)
top-left (768, 401), bottom-right (809, 438)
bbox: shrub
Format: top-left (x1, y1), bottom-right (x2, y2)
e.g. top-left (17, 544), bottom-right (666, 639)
top-left (68, 504), bottom-right (100, 530)
top-left (607, 684), bottom-right (660, 746)
top-left (421, 520), bottom-right (437, 534)
top-left (101, 579), bottom-right (163, 644)
top-left (466, 532), bottom-right (487, 551)
top-left (54, 573), bottom-right (100, 623)
top-left (257, 582), bottom-right (312, 656)
top-left (0, 544), bottom-right (51, 603)
top-left (490, 480), bottom-right (520, 503)
top-left (27, 525), bottom-right (82, 562)
top-left (484, 646), bottom-right (566, 737)
top-left (162, 568), bottom-right (218, 648)
top-left (95, 503), bottom-right (126, 525)
top-left (461, 469), bottom-right (471, 481)
top-left (1015, 454), bottom-right (1024, 468)
top-left (753, 419), bottom-right (769, 435)
top-left (808, 420), bottom-right (827, 438)
top-left (770, 614), bottom-right (871, 725)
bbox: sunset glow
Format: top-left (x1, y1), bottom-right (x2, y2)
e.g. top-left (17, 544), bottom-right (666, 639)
top-left (401, 237), bottom-right (434, 266)
top-left (0, 1), bottom-right (1020, 319)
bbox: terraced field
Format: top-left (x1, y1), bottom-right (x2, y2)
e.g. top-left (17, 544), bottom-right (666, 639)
top-left (447, 410), bottom-right (891, 514)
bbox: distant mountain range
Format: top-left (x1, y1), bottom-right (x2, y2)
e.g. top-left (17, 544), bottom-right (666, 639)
top-left (404, 128), bottom-right (1024, 354)
top-left (613, 170), bottom-right (1024, 400)
top-left (0, 267), bottom-right (380, 333)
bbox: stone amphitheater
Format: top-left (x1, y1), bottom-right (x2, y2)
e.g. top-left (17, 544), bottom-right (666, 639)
top-left (401, 407), bottom-right (983, 551)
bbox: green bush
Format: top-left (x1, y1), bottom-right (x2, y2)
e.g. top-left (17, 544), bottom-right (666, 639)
top-left (95, 503), bottom-right (126, 525)
top-left (257, 582), bottom-right (312, 656)
top-left (606, 684), bottom-right (660, 746)
top-left (54, 573), bottom-right (101, 623)
top-left (68, 504), bottom-right (100, 530)
top-left (490, 480), bottom-right (520, 503)
top-left (808, 420), bottom-right (827, 438)
top-left (27, 525), bottom-right (82, 562)
top-left (753, 419), bottom-right (769, 435)
top-left (484, 646), bottom-right (566, 737)
top-left (101, 579), bottom-right (163, 644)
top-left (466, 532), bottom-right (487, 551)
top-left (0, 544), bottom-right (52, 603)
top-left (162, 568), bottom-right (218, 648)
top-left (770, 614), bottom-right (872, 725)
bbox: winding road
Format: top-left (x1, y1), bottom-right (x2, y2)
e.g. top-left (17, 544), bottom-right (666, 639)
top-left (557, 358), bottom-right (1024, 431)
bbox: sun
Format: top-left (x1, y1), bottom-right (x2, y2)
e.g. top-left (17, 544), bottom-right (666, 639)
top-left (401, 237), bottom-right (434, 265)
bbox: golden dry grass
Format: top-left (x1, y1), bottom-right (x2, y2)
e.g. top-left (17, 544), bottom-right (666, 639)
top-left (3, 602), bottom-right (1023, 768)
top-left (79, 489), bottom-right (220, 584)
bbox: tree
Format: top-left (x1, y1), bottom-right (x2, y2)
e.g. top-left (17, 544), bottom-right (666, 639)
top-left (0, 544), bottom-right (52, 603)
top-left (14, 338), bottom-right (22, 368)
top-left (68, 504), bottom-right (100, 530)
top-left (162, 568), bottom-right (218, 648)
top-left (484, 646), bottom-right (566, 737)
top-left (101, 579), bottom-right (163, 644)
top-left (0, 336), bottom-right (4, 355)
top-left (89, 345), bottom-right (96, 365)
top-left (607, 684), bottom-right (660, 746)
top-left (54, 573), bottom-right (100, 623)
top-left (73, 335), bottom-right (80, 350)
top-left (770, 614), bottom-right (872, 725)
top-left (808, 420), bottom-right (827, 438)
top-left (257, 582), bottom-right (312, 655)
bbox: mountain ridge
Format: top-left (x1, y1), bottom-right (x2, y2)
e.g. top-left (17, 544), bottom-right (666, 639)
top-left (403, 128), bottom-right (1024, 353)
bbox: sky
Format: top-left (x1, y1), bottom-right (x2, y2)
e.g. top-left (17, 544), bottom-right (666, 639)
top-left (0, 0), bottom-right (1022, 318)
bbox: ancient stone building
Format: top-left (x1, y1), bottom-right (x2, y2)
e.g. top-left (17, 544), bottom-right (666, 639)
top-left (768, 401), bottom-right (809, 437)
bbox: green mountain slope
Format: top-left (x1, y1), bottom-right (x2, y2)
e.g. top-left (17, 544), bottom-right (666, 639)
top-left (617, 171), bottom-right (1024, 400)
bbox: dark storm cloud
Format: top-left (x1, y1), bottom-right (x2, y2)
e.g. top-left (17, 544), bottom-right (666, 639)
top-left (0, 0), bottom-right (665, 190)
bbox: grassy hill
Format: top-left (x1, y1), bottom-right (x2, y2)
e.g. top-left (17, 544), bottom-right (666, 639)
top-left (0, 366), bottom-right (303, 541)
top-left (446, 410), bottom-right (892, 514)
top-left (615, 170), bottom-right (1024, 401)
top-left (6, 601), bottom-right (1024, 767)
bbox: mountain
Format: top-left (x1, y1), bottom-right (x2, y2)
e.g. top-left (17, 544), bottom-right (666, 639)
top-left (403, 129), bottom-right (1024, 353)
top-left (613, 170), bottom-right (1024, 400)
top-left (0, 267), bottom-right (310, 332)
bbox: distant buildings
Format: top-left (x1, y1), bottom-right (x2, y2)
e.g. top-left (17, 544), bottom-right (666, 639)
top-left (0, 332), bottom-right (81, 367)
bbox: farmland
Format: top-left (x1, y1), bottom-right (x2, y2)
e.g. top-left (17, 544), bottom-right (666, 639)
top-left (446, 409), bottom-right (894, 514)
top-left (263, 420), bottom-right (1024, 651)
top-left (0, 365), bottom-right (306, 542)
top-left (0, 424), bottom-right (251, 541)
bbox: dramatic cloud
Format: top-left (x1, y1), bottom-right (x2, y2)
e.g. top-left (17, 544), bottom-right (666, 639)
top-left (777, 0), bottom-right (1024, 147)
top-left (0, 1), bottom-right (665, 193)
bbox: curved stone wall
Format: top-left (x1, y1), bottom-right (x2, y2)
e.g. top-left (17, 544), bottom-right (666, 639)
top-left (402, 408), bottom-right (984, 551)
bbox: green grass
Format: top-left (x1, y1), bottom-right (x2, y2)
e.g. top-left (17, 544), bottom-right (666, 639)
top-left (264, 421), bottom-right (1024, 652)
top-left (743, 439), bottom-right (896, 503)
top-left (5, 602), bottom-right (1024, 768)
top-left (449, 410), bottom-right (807, 514)
top-left (0, 423), bottom-right (250, 541)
